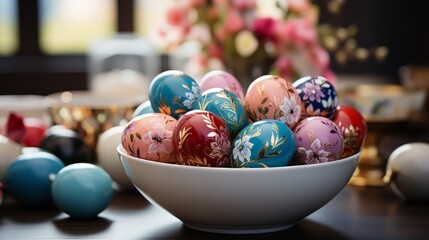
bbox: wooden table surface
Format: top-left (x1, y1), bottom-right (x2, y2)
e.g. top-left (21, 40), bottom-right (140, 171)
top-left (1, 185), bottom-right (428, 239)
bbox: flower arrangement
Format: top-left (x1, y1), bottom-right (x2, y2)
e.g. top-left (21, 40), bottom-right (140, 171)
top-left (152, 0), bottom-right (336, 88)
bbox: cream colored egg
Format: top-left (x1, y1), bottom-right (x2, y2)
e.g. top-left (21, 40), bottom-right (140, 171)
top-left (0, 134), bottom-right (22, 181)
top-left (96, 126), bottom-right (133, 189)
top-left (384, 142), bottom-right (429, 201)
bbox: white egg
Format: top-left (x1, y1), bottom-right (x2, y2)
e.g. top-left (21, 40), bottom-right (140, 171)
top-left (384, 142), bottom-right (429, 201)
top-left (0, 134), bottom-right (22, 181)
top-left (96, 126), bottom-right (133, 189)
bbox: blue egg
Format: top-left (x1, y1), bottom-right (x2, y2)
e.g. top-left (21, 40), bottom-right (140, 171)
top-left (51, 163), bottom-right (113, 219)
top-left (132, 100), bottom-right (154, 118)
top-left (193, 88), bottom-right (248, 139)
top-left (4, 151), bottom-right (65, 207)
top-left (230, 120), bottom-right (296, 168)
top-left (292, 76), bottom-right (338, 119)
top-left (149, 70), bottom-right (201, 119)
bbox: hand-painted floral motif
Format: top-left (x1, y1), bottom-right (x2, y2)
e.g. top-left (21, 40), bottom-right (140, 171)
top-left (121, 113), bottom-right (178, 163)
top-left (293, 76), bottom-right (338, 119)
top-left (173, 110), bottom-right (231, 167)
top-left (194, 88), bottom-right (248, 138)
top-left (231, 120), bottom-right (296, 168)
top-left (297, 138), bottom-right (330, 164)
top-left (244, 75), bottom-right (302, 129)
top-left (279, 96), bottom-right (302, 126)
top-left (183, 82), bottom-right (201, 109)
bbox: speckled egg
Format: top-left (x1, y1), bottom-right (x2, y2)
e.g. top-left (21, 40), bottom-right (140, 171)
top-left (230, 120), bottom-right (296, 168)
top-left (244, 75), bottom-right (302, 129)
top-left (293, 116), bottom-right (344, 165)
top-left (199, 70), bottom-right (245, 100)
top-left (149, 70), bottom-right (201, 119)
top-left (332, 105), bottom-right (367, 158)
top-left (292, 76), bottom-right (338, 119)
top-left (193, 88), bottom-right (248, 139)
top-left (121, 113), bottom-right (178, 163)
top-left (132, 100), bottom-right (154, 118)
top-left (172, 110), bottom-right (230, 167)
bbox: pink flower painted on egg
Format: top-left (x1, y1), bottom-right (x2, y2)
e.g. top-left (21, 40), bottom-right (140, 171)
top-left (209, 128), bottom-right (231, 166)
top-left (297, 138), bottom-right (330, 164)
top-left (302, 82), bottom-right (325, 102)
top-left (279, 96), bottom-right (301, 126)
top-left (142, 123), bottom-right (173, 154)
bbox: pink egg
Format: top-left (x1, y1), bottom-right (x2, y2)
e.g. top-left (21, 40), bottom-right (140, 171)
top-left (244, 75), bottom-right (302, 129)
top-left (292, 116), bottom-right (344, 165)
top-left (199, 70), bottom-right (245, 99)
top-left (121, 113), bottom-right (178, 163)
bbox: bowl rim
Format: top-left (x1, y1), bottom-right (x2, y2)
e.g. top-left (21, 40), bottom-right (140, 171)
top-left (117, 144), bottom-right (360, 172)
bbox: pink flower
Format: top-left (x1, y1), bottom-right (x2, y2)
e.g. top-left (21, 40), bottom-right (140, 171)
top-left (306, 44), bottom-right (330, 70)
top-left (252, 17), bottom-right (277, 41)
top-left (297, 138), bottom-right (330, 164)
top-left (274, 55), bottom-right (293, 80)
top-left (225, 10), bottom-right (244, 34)
top-left (275, 18), bottom-right (317, 47)
top-left (142, 123), bottom-right (173, 154)
top-left (166, 6), bottom-right (188, 26)
top-left (302, 81), bottom-right (325, 102)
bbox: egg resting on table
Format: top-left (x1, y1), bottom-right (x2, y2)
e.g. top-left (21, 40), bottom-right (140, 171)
top-left (149, 70), bottom-right (201, 119)
top-left (230, 119), bottom-right (296, 168)
top-left (172, 110), bottom-right (231, 167)
top-left (121, 113), bottom-right (178, 163)
top-left (292, 116), bottom-right (344, 165)
top-left (244, 75), bottom-right (302, 129)
top-left (292, 76), bottom-right (338, 120)
top-left (193, 88), bottom-right (248, 139)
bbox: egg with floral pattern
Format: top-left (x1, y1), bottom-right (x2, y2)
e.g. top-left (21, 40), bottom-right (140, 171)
top-left (193, 88), bottom-right (248, 139)
top-left (199, 70), bottom-right (245, 100)
top-left (292, 76), bottom-right (338, 119)
top-left (231, 120), bottom-right (296, 168)
top-left (121, 113), bottom-right (178, 163)
top-left (149, 70), bottom-right (201, 119)
top-left (292, 116), bottom-right (344, 165)
top-left (244, 75), bottom-right (302, 129)
top-left (332, 105), bottom-right (367, 158)
top-left (172, 110), bottom-right (230, 167)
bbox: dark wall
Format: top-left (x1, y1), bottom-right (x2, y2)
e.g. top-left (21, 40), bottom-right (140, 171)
top-left (316, 0), bottom-right (428, 82)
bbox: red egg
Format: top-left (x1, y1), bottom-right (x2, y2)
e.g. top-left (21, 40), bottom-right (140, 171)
top-left (173, 110), bottom-right (231, 167)
top-left (332, 105), bottom-right (367, 158)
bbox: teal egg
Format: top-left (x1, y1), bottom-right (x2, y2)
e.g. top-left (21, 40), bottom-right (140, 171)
top-left (51, 163), bottom-right (113, 219)
top-left (149, 70), bottom-right (201, 119)
top-left (230, 120), bottom-right (296, 168)
top-left (4, 151), bottom-right (65, 207)
top-left (193, 88), bottom-right (248, 139)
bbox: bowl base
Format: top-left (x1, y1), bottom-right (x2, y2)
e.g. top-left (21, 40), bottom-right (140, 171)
top-left (184, 222), bottom-right (295, 234)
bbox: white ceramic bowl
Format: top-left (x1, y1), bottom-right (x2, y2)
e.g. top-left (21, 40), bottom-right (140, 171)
top-left (117, 145), bottom-right (359, 234)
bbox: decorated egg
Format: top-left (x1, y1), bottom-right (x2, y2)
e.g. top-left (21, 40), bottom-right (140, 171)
top-left (332, 105), bottom-right (367, 158)
top-left (97, 125), bottom-right (133, 189)
top-left (132, 100), bottom-right (154, 118)
top-left (4, 151), bottom-right (65, 207)
top-left (0, 134), bottom-right (21, 181)
top-left (292, 76), bottom-right (338, 119)
top-left (172, 110), bottom-right (230, 167)
top-left (244, 75), bottom-right (302, 129)
top-left (121, 113), bottom-right (177, 163)
top-left (384, 142), bottom-right (429, 201)
top-left (230, 120), bottom-right (295, 168)
top-left (149, 70), bottom-right (201, 119)
top-left (199, 70), bottom-right (245, 99)
top-left (293, 116), bottom-right (344, 165)
top-left (51, 163), bottom-right (113, 218)
top-left (193, 88), bottom-right (248, 139)
top-left (39, 125), bottom-right (91, 165)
